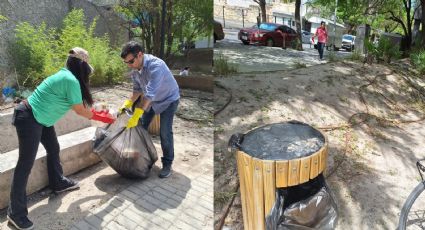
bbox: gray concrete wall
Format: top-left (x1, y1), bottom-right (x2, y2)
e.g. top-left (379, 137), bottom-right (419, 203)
top-left (0, 0), bottom-right (127, 73)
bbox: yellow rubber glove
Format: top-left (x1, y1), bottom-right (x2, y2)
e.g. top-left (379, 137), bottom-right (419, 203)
top-left (119, 99), bottom-right (133, 113)
top-left (126, 108), bottom-right (144, 129)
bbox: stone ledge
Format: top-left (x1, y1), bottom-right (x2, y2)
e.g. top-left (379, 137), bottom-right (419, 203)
top-left (0, 127), bottom-right (101, 209)
top-left (0, 110), bottom-right (91, 153)
top-left (174, 75), bottom-right (213, 93)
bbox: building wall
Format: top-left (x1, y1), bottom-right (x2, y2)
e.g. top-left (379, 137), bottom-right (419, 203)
top-left (0, 0), bottom-right (127, 74)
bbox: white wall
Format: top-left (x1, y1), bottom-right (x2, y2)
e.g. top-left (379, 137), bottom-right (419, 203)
top-left (226, 0), bottom-right (252, 8)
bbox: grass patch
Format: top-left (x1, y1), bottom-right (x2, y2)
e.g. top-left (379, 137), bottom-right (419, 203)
top-left (411, 49), bottom-right (425, 74)
top-left (293, 61), bottom-right (307, 69)
top-left (214, 54), bottom-right (238, 76)
top-left (350, 50), bottom-right (362, 61)
top-left (214, 191), bottom-right (238, 207)
top-left (328, 51), bottom-right (337, 62)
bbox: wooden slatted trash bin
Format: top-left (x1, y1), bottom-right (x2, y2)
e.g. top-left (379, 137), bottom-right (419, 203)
top-left (229, 121), bottom-right (328, 230)
top-left (148, 114), bottom-right (160, 136)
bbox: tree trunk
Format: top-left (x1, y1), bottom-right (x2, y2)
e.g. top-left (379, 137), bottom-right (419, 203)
top-left (406, 0), bottom-right (412, 51)
top-left (260, 1), bottom-right (267, 22)
top-left (165, 0), bottom-right (173, 60)
top-left (422, 0), bottom-right (425, 46)
top-left (295, 0), bottom-right (303, 51)
top-left (152, 0), bottom-right (161, 56)
top-left (254, 0), bottom-right (267, 22)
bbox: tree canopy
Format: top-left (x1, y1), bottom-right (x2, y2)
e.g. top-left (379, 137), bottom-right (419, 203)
top-left (116, 0), bottom-right (212, 59)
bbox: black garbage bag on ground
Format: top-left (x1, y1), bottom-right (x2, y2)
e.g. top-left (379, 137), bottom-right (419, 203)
top-left (92, 112), bottom-right (158, 179)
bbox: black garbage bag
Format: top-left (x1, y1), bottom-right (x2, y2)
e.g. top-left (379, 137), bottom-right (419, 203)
top-left (92, 112), bottom-right (158, 179)
top-left (266, 174), bottom-right (338, 230)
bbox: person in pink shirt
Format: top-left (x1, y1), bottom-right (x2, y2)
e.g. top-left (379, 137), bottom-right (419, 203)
top-left (312, 21), bottom-right (328, 60)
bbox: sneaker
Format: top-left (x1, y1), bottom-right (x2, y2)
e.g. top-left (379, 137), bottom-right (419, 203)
top-left (159, 165), bottom-right (172, 178)
top-left (7, 215), bottom-right (34, 230)
top-left (54, 177), bottom-right (80, 193)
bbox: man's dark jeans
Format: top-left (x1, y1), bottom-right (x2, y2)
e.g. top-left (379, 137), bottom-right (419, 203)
top-left (317, 42), bottom-right (325, 59)
top-left (141, 100), bottom-right (179, 167)
top-left (8, 104), bottom-right (64, 219)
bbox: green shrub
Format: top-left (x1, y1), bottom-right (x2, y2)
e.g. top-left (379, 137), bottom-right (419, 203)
top-left (328, 50), bottom-right (337, 62)
top-left (375, 37), bottom-right (401, 63)
top-left (213, 54), bottom-right (237, 76)
top-left (12, 22), bottom-right (58, 87)
top-left (290, 38), bottom-right (302, 50)
top-left (411, 49), bottom-right (425, 74)
top-left (350, 49), bottom-right (362, 61)
top-left (11, 9), bottom-right (125, 88)
top-left (293, 61), bottom-right (307, 69)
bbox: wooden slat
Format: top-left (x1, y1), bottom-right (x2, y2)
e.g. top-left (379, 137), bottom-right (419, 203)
top-left (252, 158), bottom-right (265, 230)
top-left (319, 145), bottom-right (328, 174)
top-left (275, 161), bottom-right (289, 188)
top-left (262, 160), bottom-right (275, 217)
top-left (236, 151), bottom-right (249, 230)
top-left (288, 159), bottom-right (301, 186)
top-left (299, 156), bottom-right (311, 184)
top-left (238, 151), bottom-right (254, 230)
top-left (310, 151), bottom-right (320, 179)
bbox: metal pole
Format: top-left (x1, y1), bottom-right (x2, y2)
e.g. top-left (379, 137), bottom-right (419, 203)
top-left (242, 9), bottom-right (245, 28)
top-left (333, 0), bottom-right (338, 51)
top-left (222, 6), bottom-right (226, 28)
top-left (159, 0), bottom-right (166, 59)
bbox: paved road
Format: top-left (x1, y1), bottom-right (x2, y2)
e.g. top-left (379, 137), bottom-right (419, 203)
top-left (214, 28), bottom-right (352, 73)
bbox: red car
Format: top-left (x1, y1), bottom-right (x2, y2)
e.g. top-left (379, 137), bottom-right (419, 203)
top-left (238, 23), bottom-right (298, 47)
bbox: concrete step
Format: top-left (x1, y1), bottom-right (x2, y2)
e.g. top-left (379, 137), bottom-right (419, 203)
top-left (0, 127), bottom-right (100, 209)
top-left (0, 110), bottom-right (91, 153)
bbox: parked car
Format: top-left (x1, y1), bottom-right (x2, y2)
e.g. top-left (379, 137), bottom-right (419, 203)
top-left (238, 22), bottom-right (298, 47)
top-left (341, 34), bottom-right (356, 51)
top-left (301, 30), bottom-right (312, 44)
top-left (213, 20), bottom-right (225, 43)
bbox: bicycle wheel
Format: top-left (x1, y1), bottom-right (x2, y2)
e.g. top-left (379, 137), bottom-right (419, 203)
top-left (398, 182), bottom-right (425, 230)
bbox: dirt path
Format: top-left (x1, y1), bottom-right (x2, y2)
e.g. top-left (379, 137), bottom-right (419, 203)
top-left (214, 60), bottom-right (425, 229)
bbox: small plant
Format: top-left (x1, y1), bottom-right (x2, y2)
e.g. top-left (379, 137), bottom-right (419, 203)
top-left (411, 49), bottom-right (425, 74)
top-left (214, 126), bottom-right (225, 134)
top-left (0, 15), bottom-right (7, 22)
top-left (290, 38), bottom-right (302, 50)
top-left (375, 37), bottom-right (401, 64)
top-left (350, 49), bottom-right (362, 61)
top-left (213, 54), bottom-right (237, 76)
top-left (293, 61), bottom-right (307, 69)
top-left (214, 191), bottom-right (237, 207)
top-left (328, 50), bottom-right (337, 62)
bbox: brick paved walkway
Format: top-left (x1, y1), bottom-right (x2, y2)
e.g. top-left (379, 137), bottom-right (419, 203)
top-left (71, 171), bottom-right (213, 230)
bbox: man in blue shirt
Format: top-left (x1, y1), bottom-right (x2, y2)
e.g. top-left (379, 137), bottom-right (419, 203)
top-left (120, 41), bottom-right (180, 178)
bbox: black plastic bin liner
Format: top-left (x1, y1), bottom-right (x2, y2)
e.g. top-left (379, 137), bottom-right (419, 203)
top-left (266, 174), bottom-right (338, 230)
top-left (93, 112), bottom-right (158, 179)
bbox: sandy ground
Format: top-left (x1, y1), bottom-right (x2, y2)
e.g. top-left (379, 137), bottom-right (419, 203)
top-left (0, 86), bottom-right (213, 229)
top-left (214, 60), bottom-right (425, 230)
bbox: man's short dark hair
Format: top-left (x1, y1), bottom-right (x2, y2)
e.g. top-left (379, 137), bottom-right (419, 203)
top-left (121, 41), bottom-right (145, 59)
top-left (321, 21), bottom-right (326, 25)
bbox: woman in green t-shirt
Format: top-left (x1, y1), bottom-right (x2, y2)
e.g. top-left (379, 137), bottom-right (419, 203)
top-left (7, 47), bottom-right (113, 230)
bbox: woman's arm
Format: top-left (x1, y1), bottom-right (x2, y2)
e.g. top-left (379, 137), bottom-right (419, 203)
top-left (72, 103), bottom-right (93, 119)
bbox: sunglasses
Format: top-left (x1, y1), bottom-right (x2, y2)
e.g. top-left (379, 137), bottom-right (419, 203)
top-left (124, 56), bottom-right (137, 64)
